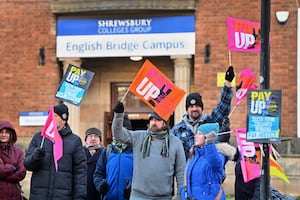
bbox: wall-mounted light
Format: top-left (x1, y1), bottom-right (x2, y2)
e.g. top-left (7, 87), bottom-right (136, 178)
top-left (275, 11), bottom-right (289, 24)
top-left (39, 46), bottom-right (46, 66)
top-left (204, 43), bottom-right (210, 64)
top-left (130, 56), bottom-right (143, 61)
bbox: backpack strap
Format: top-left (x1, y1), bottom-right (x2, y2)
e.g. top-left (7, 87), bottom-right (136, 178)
top-left (106, 144), bottom-right (112, 160)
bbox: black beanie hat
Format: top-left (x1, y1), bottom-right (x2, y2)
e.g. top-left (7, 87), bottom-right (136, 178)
top-left (85, 127), bottom-right (102, 141)
top-left (54, 103), bottom-right (69, 121)
top-left (185, 93), bottom-right (204, 110)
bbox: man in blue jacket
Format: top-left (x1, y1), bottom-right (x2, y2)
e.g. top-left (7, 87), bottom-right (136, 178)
top-left (94, 114), bottom-right (133, 200)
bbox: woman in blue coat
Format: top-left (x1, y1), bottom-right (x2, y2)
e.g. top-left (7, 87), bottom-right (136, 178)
top-left (181, 123), bottom-right (226, 200)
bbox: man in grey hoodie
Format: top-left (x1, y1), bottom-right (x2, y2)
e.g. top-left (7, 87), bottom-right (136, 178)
top-left (112, 102), bottom-right (186, 200)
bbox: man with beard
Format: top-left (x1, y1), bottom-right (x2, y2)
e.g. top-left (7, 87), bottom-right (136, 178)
top-left (172, 66), bottom-right (235, 159)
top-left (112, 102), bottom-right (186, 200)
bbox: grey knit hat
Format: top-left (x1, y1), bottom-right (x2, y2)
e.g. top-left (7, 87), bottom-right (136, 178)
top-left (85, 127), bottom-right (102, 141)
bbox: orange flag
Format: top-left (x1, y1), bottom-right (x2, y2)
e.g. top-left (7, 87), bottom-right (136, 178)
top-left (129, 59), bottom-right (185, 121)
top-left (270, 155), bottom-right (290, 183)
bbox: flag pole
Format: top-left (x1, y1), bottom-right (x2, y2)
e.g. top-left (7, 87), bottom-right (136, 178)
top-left (120, 88), bottom-right (130, 103)
top-left (228, 105), bottom-right (237, 118)
top-left (228, 51), bottom-right (232, 66)
top-left (216, 130), bottom-right (233, 136)
top-left (40, 137), bottom-right (45, 148)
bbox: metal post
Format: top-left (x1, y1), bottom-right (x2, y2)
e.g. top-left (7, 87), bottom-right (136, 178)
top-left (260, 0), bottom-right (271, 199)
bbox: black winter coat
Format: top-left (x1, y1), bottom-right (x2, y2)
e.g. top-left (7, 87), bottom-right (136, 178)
top-left (24, 124), bottom-right (87, 200)
top-left (84, 147), bottom-right (103, 200)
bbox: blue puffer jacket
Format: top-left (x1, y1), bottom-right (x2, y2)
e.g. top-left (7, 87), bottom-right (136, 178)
top-left (181, 144), bottom-right (226, 200)
top-left (94, 144), bottom-right (133, 200)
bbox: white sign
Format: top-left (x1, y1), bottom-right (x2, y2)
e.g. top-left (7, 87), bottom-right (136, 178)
top-left (19, 112), bottom-right (48, 126)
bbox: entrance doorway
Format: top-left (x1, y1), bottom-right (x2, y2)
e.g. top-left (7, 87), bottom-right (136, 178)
top-left (103, 82), bottom-right (151, 146)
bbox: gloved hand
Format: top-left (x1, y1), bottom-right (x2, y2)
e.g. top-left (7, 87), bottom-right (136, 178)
top-left (12, 164), bottom-right (20, 172)
top-left (113, 101), bottom-right (124, 113)
top-left (32, 147), bottom-right (46, 160)
top-left (218, 117), bottom-right (231, 143)
top-left (123, 179), bottom-right (131, 199)
top-left (225, 66), bottom-right (235, 82)
top-left (205, 132), bottom-right (216, 144)
top-left (98, 179), bottom-right (109, 195)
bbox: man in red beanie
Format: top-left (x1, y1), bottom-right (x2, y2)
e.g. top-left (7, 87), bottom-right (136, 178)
top-left (24, 103), bottom-right (87, 200)
top-left (172, 66), bottom-right (235, 159)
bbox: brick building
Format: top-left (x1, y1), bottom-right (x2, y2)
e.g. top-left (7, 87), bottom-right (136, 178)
top-left (1, 0), bottom-right (299, 196)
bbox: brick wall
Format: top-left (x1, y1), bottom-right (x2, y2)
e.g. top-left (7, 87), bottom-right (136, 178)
top-left (0, 0), bottom-right (60, 137)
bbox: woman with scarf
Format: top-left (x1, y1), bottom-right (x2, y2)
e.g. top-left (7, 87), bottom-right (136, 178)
top-left (112, 102), bottom-right (186, 200)
top-left (181, 123), bottom-right (226, 200)
top-left (0, 120), bottom-right (27, 200)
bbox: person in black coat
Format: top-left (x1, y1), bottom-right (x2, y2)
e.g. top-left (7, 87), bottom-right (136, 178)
top-left (83, 127), bottom-right (104, 200)
top-left (24, 103), bottom-right (87, 200)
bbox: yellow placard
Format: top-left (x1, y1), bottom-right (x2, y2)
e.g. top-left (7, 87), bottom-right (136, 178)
top-left (217, 72), bottom-right (236, 87)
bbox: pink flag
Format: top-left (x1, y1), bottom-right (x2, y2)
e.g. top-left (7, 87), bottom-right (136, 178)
top-left (41, 105), bottom-right (56, 142)
top-left (227, 17), bottom-right (261, 52)
top-left (235, 128), bottom-right (261, 182)
top-left (53, 131), bottom-right (63, 171)
top-left (41, 105), bottom-right (63, 171)
top-left (235, 68), bottom-right (258, 106)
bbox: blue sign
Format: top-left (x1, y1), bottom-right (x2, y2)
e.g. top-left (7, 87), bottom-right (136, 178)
top-left (57, 16), bottom-right (195, 36)
top-left (56, 16), bottom-right (195, 57)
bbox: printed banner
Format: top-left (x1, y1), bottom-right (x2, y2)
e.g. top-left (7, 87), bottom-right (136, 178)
top-left (227, 17), bottom-right (260, 52)
top-left (246, 90), bottom-right (282, 143)
top-left (129, 59), bottom-right (185, 120)
top-left (235, 128), bottom-right (261, 183)
top-left (55, 64), bottom-right (94, 106)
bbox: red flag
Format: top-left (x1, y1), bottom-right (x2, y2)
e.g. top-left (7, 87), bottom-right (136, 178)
top-left (235, 68), bottom-right (258, 106)
top-left (41, 105), bottom-right (63, 171)
top-left (129, 59), bottom-right (185, 121)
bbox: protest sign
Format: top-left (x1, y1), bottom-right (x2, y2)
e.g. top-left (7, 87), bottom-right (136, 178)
top-left (55, 64), bottom-right (94, 106)
top-left (246, 90), bottom-right (282, 143)
top-left (129, 59), bottom-right (185, 121)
